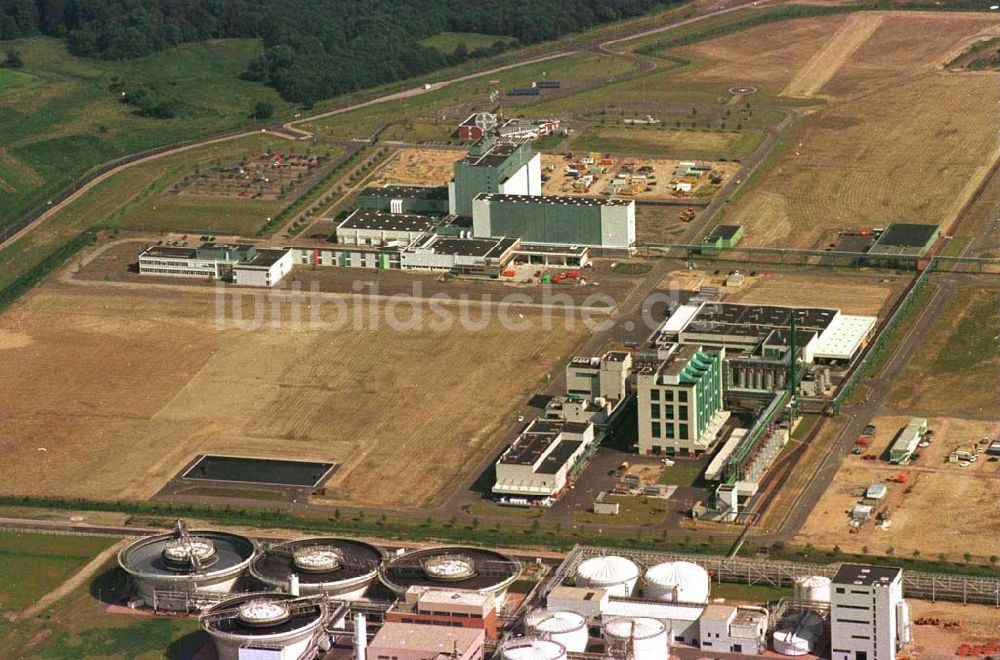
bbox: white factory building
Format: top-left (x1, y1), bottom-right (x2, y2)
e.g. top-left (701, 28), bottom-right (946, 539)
top-left (138, 242), bottom-right (293, 287)
top-left (492, 420), bottom-right (596, 500)
top-left (335, 210), bottom-right (436, 245)
top-left (232, 248), bottom-right (294, 287)
top-left (831, 564), bottom-right (909, 660)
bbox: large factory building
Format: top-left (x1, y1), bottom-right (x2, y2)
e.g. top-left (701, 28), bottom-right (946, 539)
top-left (449, 136), bottom-right (540, 216)
top-left (472, 193), bottom-right (635, 250)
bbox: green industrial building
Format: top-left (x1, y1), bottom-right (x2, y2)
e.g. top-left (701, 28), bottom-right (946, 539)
top-left (449, 136), bottom-right (540, 216)
top-left (636, 345), bottom-right (727, 456)
top-left (472, 193), bottom-right (635, 249)
top-left (702, 224), bottom-right (743, 251)
top-left (356, 185), bottom-right (450, 216)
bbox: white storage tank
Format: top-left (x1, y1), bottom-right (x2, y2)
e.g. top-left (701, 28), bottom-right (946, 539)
top-left (896, 600), bottom-right (912, 644)
top-left (525, 609), bottom-right (588, 653)
top-left (501, 638), bottom-right (567, 660)
top-left (575, 555), bottom-right (639, 596)
top-left (772, 610), bottom-right (824, 657)
top-left (793, 576), bottom-right (831, 603)
top-left (603, 617), bottom-right (668, 660)
top-left (642, 561), bottom-right (710, 604)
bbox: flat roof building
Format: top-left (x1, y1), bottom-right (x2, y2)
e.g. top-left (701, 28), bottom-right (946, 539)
top-left (831, 564), bottom-right (906, 660)
top-left (336, 210), bottom-right (436, 246)
top-left (702, 224), bottom-right (743, 250)
top-left (385, 588), bottom-right (498, 639)
top-left (232, 248), bottom-right (294, 287)
top-left (368, 622), bottom-right (485, 660)
top-left (889, 417), bottom-right (926, 464)
top-left (357, 184), bottom-right (451, 216)
top-left (493, 420), bottom-right (596, 499)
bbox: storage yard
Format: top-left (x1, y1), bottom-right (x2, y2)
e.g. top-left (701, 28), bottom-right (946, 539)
top-left (0, 281), bottom-right (587, 507)
top-left (539, 154), bottom-right (737, 200)
top-left (368, 147), bottom-right (465, 187)
top-left (796, 415), bottom-right (1000, 561)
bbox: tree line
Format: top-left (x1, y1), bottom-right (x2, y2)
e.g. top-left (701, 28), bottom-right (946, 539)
top-left (0, 0), bottom-right (671, 104)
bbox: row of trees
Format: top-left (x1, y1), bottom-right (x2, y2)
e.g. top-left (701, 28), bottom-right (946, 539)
top-left (0, 0), bottom-right (672, 104)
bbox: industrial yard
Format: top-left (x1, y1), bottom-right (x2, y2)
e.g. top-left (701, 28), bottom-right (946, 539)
top-left (796, 414), bottom-right (1000, 561)
top-left (539, 153), bottom-right (737, 200)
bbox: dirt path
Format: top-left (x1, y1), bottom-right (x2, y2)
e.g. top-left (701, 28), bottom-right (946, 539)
top-left (19, 539), bottom-right (127, 619)
top-left (781, 12), bottom-right (884, 97)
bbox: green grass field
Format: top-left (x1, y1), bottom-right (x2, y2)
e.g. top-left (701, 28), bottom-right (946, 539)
top-left (0, 37), bottom-right (295, 233)
top-left (420, 32), bottom-right (517, 54)
top-left (1, 559), bottom-right (203, 659)
top-left (0, 532), bottom-right (117, 611)
top-left (929, 289), bottom-right (999, 376)
top-left (572, 126), bottom-right (765, 159)
top-left (0, 134), bottom-right (334, 292)
top-left (0, 68), bottom-right (41, 95)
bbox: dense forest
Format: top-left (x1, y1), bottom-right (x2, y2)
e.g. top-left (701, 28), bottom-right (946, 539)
top-left (0, 0), bottom-right (668, 104)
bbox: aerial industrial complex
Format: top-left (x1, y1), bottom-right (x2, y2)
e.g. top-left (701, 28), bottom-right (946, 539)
top-left (103, 520), bottom-right (939, 659)
top-left (138, 135), bottom-right (634, 286)
top-left (2, 2), bottom-right (998, 658)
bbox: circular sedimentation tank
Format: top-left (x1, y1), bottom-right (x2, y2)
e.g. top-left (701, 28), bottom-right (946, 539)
top-left (525, 609), bottom-right (588, 653)
top-left (501, 638), bottom-right (568, 660)
top-left (379, 546), bottom-right (520, 605)
top-left (642, 561), bottom-right (710, 604)
top-left (603, 617), bottom-right (669, 660)
top-left (118, 524), bottom-right (256, 611)
top-left (201, 592), bottom-right (328, 660)
top-left (251, 538), bottom-right (384, 600)
top-left (575, 555), bottom-right (639, 597)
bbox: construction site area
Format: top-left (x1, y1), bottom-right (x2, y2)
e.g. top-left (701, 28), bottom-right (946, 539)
top-left (367, 147), bottom-right (462, 187)
top-left (796, 414), bottom-right (1000, 562)
top-left (540, 153), bottom-right (737, 200)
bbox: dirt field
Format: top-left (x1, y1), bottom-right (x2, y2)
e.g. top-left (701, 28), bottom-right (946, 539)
top-left (0, 279), bottom-right (588, 508)
top-left (368, 147), bottom-right (459, 187)
top-left (795, 414), bottom-right (1000, 561)
top-left (676, 13), bottom-right (852, 92)
top-left (680, 12), bottom-right (1000, 249)
top-left (888, 281), bottom-right (1000, 417)
top-left (727, 270), bottom-right (908, 317)
top-left (780, 13), bottom-right (884, 97)
top-left (540, 153), bottom-right (737, 200)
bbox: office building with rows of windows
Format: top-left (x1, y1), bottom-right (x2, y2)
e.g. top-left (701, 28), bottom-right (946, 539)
top-left (636, 344), bottom-right (728, 456)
